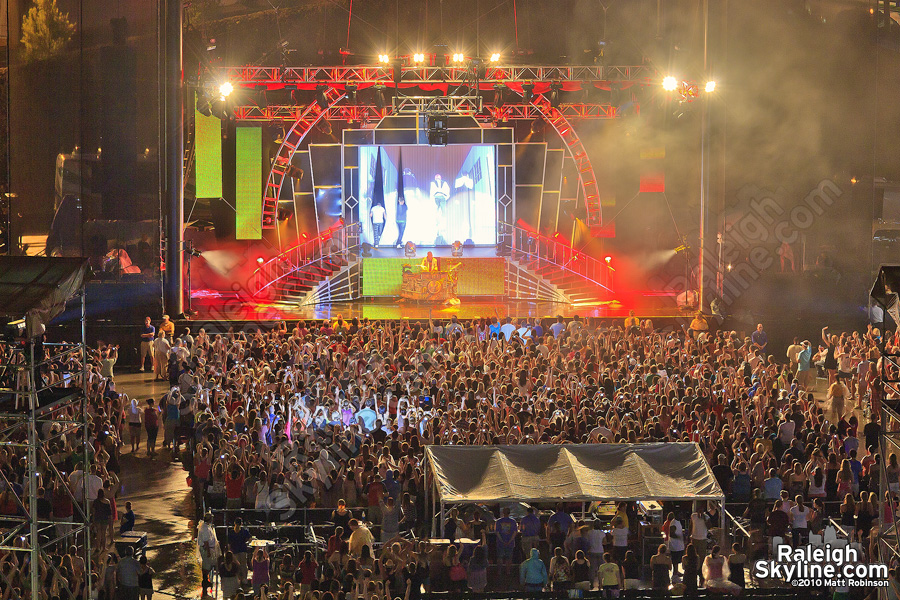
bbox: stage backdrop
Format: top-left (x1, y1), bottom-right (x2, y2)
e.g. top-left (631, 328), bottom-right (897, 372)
top-left (362, 257), bottom-right (505, 296)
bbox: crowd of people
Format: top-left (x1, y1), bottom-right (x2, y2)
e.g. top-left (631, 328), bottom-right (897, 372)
top-left (8, 310), bottom-right (900, 600)
top-left (124, 312), bottom-right (899, 599)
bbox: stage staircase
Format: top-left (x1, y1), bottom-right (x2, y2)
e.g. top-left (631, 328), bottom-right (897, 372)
top-left (499, 221), bottom-right (614, 305)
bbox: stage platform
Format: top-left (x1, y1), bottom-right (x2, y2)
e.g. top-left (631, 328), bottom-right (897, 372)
top-left (184, 244), bottom-right (695, 325)
top-left (185, 294), bottom-right (692, 324)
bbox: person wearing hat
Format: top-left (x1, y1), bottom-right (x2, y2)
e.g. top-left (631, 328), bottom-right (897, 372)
top-left (197, 513), bottom-right (221, 598)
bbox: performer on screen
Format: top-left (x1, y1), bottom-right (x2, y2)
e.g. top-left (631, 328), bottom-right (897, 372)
top-left (430, 174), bottom-right (450, 216)
top-left (370, 202), bottom-right (386, 247)
top-left (430, 174), bottom-right (451, 245)
top-left (395, 196), bottom-right (407, 248)
top-left (420, 251), bottom-right (439, 272)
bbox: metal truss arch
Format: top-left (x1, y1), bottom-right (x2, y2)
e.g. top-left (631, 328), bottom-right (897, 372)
top-left (262, 88), bottom-right (347, 230)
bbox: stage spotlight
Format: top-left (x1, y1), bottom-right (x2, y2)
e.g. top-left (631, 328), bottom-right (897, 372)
top-left (256, 257), bottom-right (265, 265)
top-left (315, 85), bottom-right (328, 110)
top-left (378, 54), bottom-right (390, 63)
top-left (494, 84), bottom-right (506, 108)
top-left (345, 84), bottom-right (358, 104)
top-left (316, 119), bottom-right (333, 136)
top-left (549, 82), bottom-right (563, 108)
top-left (361, 243), bottom-right (373, 258)
top-left (522, 82), bottom-right (535, 103)
top-left (662, 76), bottom-right (678, 91)
top-left (604, 256), bottom-right (612, 264)
top-left (471, 58), bottom-right (486, 80)
top-left (452, 53), bottom-right (464, 63)
top-left (404, 241), bottom-right (417, 257)
top-left (704, 80), bottom-right (717, 93)
top-left (530, 118), bottom-right (545, 136)
top-left (374, 84), bottom-right (387, 110)
top-left (413, 53), bottom-right (425, 63)
top-left (490, 52), bottom-right (500, 62)
top-left (196, 92), bottom-right (213, 117)
top-left (219, 81), bottom-right (234, 98)
top-left (391, 59), bottom-right (402, 87)
top-left (451, 241), bottom-right (463, 257)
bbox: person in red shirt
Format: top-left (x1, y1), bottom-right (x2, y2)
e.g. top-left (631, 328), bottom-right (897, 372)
top-left (144, 398), bottom-right (160, 457)
top-left (366, 474), bottom-right (385, 525)
top-left (297, 550), bottom-right (318, 593)
top-left (225, 465), bottom-right (245, 510)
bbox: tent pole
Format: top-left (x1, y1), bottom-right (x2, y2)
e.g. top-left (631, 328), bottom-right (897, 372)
top-left (720, 498), bottom-right (726, 550)
top-left (440, 503), bottom-right (445, 538)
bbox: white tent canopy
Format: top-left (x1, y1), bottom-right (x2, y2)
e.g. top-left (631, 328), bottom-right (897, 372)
top-left (425, 443), bottom-right (724, 504)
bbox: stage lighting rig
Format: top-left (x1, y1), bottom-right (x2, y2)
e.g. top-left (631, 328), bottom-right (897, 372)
top-left (426, 113), bottom-right (448, 146)
top-left (451, 53), bottom-right (465, 64)
top-left (391, 59), bottom-right (402, 88)
top-left (374, 84), bottom-right (387, 110)
top-left (378, 54), bottom-right (390, 63)
top-left (404, 241), bottom-right (417, 257)
top-left (315, 85), bottom-right (328, 110)
top-left (522, 82), bottom-right (535, 103)
top-left (219, 81), bottom-right (234, 98)
top-left (196, 91), bottom-right (213, 117)
top-left (549, 82), bottom-right (563, 108)
top-left (490, 52), bottom-right (501, 62)
top-left (704, 80), bottom-right (716, 93)
top-left (451, 241), bottom-right (463, 257)
top-left (662, 76), bottom-right (678, 91)
top-left (494, 84), bottom-right (506, 108)
top-left (471, 58), bottom-right (486, 80)
top-left (345, 84), bottom-right (358, 104)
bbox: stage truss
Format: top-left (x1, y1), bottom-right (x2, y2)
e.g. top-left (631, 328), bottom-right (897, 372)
top-left (218, 62), bottom-right (654, 233)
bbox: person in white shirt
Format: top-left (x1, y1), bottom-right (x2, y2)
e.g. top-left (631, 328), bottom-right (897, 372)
top-left (152, 331), bottom-right (170, 381)
top-left (197, 513), bottom-right (221, 598)
top-left (690, 507), bottom-right (709, 559)
top-left (499, 318), bottom-right (516, 341)
top-left (370, 203), bottom-right (386, 246)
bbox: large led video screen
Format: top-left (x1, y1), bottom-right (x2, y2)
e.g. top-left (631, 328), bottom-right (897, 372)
top-left (358, 145), bottom-right (496, 247)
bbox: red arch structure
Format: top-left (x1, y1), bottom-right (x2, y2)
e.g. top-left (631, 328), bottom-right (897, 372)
top-left (517, 93), bottom-right (603, 236)
top-left (261, 87), bottom-right (346, 229)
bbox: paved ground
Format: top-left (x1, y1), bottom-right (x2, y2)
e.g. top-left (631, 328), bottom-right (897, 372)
top-left (114, 371), bottom-right (201, 599)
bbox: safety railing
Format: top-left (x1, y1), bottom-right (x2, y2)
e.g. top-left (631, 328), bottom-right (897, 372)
top-left (251, 222), bottom-right (360, 299)
top-left (499, 221), bottom-right (614, 294)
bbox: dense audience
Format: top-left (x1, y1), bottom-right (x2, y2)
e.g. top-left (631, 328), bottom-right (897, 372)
top-left (5, 312), bottom-right (900, 599)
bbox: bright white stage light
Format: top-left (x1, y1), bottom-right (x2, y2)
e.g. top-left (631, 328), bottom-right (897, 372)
top-left (452, 53), bottom-right (464, 63)
top-left (705, 80), bottom-right (717, 93)
top-left (662, 76), bottom-right (677, 91)
top-left (378, 54), bottom-right (390, 63)
top-left (490, 52), bottom-right (500, 62)
top-left (219, 81), bottom-right (234, 97)
top-left (413, 53), bottom-right (425, 63)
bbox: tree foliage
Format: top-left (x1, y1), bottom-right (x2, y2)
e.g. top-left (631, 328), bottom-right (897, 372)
top-left (20, 0), bottom-right (75, 63)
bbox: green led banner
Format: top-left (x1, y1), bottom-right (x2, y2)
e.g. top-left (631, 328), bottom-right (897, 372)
top-left (194, 95), bottom-right (222, 199)
top-left (362, 257), bottom-right (505, 296)
top-left (235, 126), bottom-right (263, 240)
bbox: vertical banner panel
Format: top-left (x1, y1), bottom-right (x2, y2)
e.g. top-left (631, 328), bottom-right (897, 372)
top-left (235, 127), bottom-right (263, 240)
top-left (194, 95), bottom-right (223, 199)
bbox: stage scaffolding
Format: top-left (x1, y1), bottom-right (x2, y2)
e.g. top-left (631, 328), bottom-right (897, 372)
top-left (0, 291), bottom-right (90, 598)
